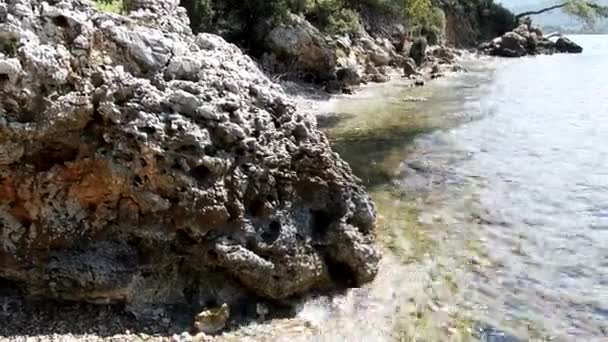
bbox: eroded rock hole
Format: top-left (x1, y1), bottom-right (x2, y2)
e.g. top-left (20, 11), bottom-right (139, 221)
top-left (133, 175), bottom-right (144, 187)
top-left (311, 210), bottom-right (332, 239)
top-left (326, 258), bottom-right (356, 288)
top-left (207, 249), bottom-right (218, 261)
top-left (190, 164), bottom-right (211, 182)
top-left (261, 220), bottom-right (280, 244)
top-left (247, 199), bottom-right (265, 217)
top-left (174, 230), bottom-right (197, 249)
top-left (140, 126), bottom-right (156, 135)
top-left (30, 146), bottom-right (78, 172)
top-left (52, 15), bottom-right (69, 28)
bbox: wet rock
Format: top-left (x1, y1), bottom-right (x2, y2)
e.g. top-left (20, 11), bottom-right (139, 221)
top-left (431, 45), bottom-right (456, 63)
top-left (402, 57), bottom-right (418, 77)
top-left (0, 0), bottom-right (379, 320)
top-left (371, 73), bottom-right (390, 83)
top-left (194, 304), bottom-right (230, 334)
top-left (409, 37), bottom-right (428, 65)
top-left (555, 37), bottom-right (583, 53)
top-left (336, 66), bottom-right (361, 86)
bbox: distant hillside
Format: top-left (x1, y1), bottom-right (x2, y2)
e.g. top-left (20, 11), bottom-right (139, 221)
top-left (499, 0), bottom-right (608, 32)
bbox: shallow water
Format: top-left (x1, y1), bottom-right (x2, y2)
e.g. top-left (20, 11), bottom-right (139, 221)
top-left (311, 35), bottom-right (608, 341)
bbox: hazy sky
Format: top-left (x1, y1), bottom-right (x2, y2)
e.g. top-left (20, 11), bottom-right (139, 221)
top-left (498, 0), bottom-right (557, 9)
top-left (499, 0), bottom-right (608, 9)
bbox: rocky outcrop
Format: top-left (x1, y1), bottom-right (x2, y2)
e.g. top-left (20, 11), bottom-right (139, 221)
top-left (0, 0), bottom-right (380, 320)
top-left (479, 21), bottom-right (583, 57)
top-left (263, 14), bottom-right (338, 81)
top-left (260, 14), bottom-right (452, 93)
top-left (555, 37), bottom-right (583, 53)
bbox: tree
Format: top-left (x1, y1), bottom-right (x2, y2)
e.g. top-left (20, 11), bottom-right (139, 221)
top-left (515, 0), bottom-right (608, 25)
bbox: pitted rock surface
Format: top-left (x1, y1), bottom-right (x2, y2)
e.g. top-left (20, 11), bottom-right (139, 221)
top-left (0, 0), bottom-right (379, 316)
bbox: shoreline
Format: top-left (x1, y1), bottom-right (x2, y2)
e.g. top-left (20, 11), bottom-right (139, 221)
top-left (286, 48), bottom-right (480, 121)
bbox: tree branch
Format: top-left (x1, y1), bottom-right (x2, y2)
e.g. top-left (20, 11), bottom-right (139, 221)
top-left (515, 3), bottom-right (568, 19)
top-left (515, 1), bottom-right (608, 20)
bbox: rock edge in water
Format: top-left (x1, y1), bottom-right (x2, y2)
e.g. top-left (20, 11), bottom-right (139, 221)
top-left (0, 0), bottom-right (380, 320)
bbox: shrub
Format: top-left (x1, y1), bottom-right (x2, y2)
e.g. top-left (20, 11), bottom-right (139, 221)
top-left (180, 0), bottom-right (215, 32)
top-left (325, 7), bottom-right (363, 34)
top-left (93, 0), bottom-right (125, 14)
top-left (477, 0), bottom-right (517, 38)
top-left (298, 0), bottom-right (362, 34)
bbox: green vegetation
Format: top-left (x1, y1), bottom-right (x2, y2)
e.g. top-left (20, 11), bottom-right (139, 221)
top-left (515, 0), bottom-right (608, 26)
top-left (410, 6), bottom-right (446, 44)
top-left (180, 0), bottom-right (450, 39)
top-left (179, 0), bottom-right (215, 32)
top-left (93, 0), bottom-right (125, 14)
top-left (440, 0), bottom-right (517, 43)
top-left (94, 0), bottom-right (515, 47)
top-left (564, 0), bottom-right (608, 25)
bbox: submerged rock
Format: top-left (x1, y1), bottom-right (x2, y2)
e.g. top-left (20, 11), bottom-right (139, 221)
top-left (0, 0), bottom-right (379, 318)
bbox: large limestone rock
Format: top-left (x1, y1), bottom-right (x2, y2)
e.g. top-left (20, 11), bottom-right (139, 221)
top-left (494, 32), bottom-right (528, 57)
top-left (0, 0), bottom-right (379, 317)
top-left (264, 14), bottom-right (338, 81)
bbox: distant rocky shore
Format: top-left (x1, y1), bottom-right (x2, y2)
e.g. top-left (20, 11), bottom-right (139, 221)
top-left (259, 13), bottom-right (468, 95)
top-left (259, 15), bottom-right (584, 96)
top-left (479, 20), bottom-right (584, 57)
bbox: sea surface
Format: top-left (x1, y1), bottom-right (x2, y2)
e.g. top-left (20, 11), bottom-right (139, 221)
top-left (307, 35), bottom-right (608, 341)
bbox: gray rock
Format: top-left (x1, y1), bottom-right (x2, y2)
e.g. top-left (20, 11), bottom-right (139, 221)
top-left (359, 37), bottom-right (391, 66)
top-left (336, 66), bottom-right (361, 86)
top-left (555, 37), bottom-right (583, 53)
top-left (0, 0), bottom-right (379, 321)
top-left (265, 14), bottom-right (337, 81)
top-left (494, 32), bottom-right (527, 57)
top-left (431, 46), bottom-right (456, 63)
top-left (512, 23), bottom-right (531, 40)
